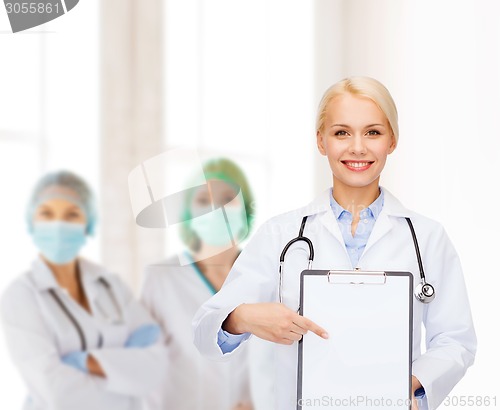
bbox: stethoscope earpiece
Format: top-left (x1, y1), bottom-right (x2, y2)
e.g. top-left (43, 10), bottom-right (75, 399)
top-left (414, 281), bottom-right (435, 303)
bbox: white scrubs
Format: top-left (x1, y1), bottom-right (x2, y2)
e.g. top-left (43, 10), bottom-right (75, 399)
top-left (140, 254), bottom-right (251, 410)
top-left (192, 187), bottom-right (477, 410)
top-left (0, 257), bottom-right (168, 410)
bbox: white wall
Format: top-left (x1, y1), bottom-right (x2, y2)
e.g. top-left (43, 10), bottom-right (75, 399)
top-left (163, 0), bottom-right (316, 238)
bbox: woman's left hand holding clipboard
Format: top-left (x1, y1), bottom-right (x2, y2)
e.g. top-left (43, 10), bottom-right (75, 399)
top-left (411, 375), bottom-right (423, 409)
top-left (222, 303), bottom-right (329, 345)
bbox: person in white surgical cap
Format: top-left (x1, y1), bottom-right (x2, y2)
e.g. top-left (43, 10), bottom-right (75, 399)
top-left (0, 170), bottom-right (168, 410)
top-left (140, 158), bottom-right (256, 410)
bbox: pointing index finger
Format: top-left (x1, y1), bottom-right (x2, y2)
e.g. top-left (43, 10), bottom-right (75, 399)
top-left (296, 315), bottom-right (329, 339)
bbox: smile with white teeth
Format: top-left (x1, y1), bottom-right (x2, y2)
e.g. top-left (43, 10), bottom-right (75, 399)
top-left (343, 161), bottom-right (372, 168)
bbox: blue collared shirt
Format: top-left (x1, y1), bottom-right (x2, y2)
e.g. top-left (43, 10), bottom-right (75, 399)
top-left (329, 187), bottom-right (384, 268)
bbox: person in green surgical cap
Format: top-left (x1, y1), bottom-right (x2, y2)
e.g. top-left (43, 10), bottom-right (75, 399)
top-left (140, 158), bottom-right (255, 410)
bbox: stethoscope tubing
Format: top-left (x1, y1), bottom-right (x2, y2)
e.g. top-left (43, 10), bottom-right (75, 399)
top-left (49, 278), bottom-right (123, 351)
top-left (49, 289), bottom-right (88, 351)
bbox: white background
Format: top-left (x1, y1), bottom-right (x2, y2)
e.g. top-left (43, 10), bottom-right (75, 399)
top-left (0, 0), bottom-right (499, 408)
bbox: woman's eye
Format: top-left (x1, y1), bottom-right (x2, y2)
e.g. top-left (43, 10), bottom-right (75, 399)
top-left (366, 130), bottom-right (381, 136)
top-left (36, 209), bottom-right (54, 219)
top-left (65, 211), bottom-right (84, 221)
top-left (334, 130), bottom-right (349, 137)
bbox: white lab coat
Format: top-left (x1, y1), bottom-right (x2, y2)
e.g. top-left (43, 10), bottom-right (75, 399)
top-left (193, 187), bottom-right (477, 410)
top-left (140, 255), bottom-right (252, 410)
top-left (0, 257), bottom-right (168, 410)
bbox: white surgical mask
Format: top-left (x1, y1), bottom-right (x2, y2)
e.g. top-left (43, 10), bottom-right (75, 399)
top-left (190, 206), bottom-right (247, 247)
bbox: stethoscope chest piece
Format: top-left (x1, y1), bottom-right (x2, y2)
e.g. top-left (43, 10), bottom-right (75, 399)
top-left (414, 281), bottom-right (435, 303)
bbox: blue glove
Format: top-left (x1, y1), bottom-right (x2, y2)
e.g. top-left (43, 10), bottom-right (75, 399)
top-left (61, 351), bottom-right (89, 373)
top-left (125, 324), bottom-right (161, 348)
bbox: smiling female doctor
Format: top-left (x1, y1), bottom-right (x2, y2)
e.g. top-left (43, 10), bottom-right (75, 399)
top-left (1, 171), bottom-right (167, 410)
top-left (193, 77), bottom-right (477, 410)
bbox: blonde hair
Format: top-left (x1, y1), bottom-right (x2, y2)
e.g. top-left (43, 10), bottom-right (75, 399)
top-left (316, 76), bottom-right (399, 146)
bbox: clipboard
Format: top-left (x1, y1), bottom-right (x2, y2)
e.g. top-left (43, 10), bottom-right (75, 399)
top-left (297, 270), bottom-right (413, 410)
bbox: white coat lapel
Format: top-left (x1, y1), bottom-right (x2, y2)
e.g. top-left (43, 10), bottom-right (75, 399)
top-left (301, 188), bottom-right (345, 247)
top-left (30, 257), bottom-right (59, 291)
top-left (362, 187), bottom-right (412, 257)
top-left (362, 211), bottom-right (394, 257)
top-left (318, 210), bottom-right (345, 247)
top-left (78, 258), bottom-right (120, 323)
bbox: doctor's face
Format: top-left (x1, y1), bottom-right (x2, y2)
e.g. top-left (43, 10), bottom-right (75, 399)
top-left (189, 179), bottom-right (247, 249)
top-left (316, 93), bottom-right (396, 190)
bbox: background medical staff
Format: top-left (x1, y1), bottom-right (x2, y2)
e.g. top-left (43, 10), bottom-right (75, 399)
top-left (192, 77), bottom-right (477, 410)
top-left (0, 171), bottom-right (168, 410)
top-left (140, 158), bottom-right (254, 410)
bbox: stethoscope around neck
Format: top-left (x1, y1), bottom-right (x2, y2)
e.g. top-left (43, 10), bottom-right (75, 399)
top-left (49, 277), bottom-right (124, 351)
top-left (279, 215), bottom-right (436, 304)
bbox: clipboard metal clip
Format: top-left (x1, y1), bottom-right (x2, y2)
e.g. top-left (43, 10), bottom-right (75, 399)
top-left (327, 269), bottom-right (387, 285)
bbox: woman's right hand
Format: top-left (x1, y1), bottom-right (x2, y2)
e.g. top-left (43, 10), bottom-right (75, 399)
top-left (222, 303), bottom-right (329, 345)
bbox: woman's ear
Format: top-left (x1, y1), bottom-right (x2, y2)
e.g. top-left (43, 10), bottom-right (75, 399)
top-left (388, 135), bottom-right (397, 154)
top-left (316, 131), bottom-right (327, 156)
